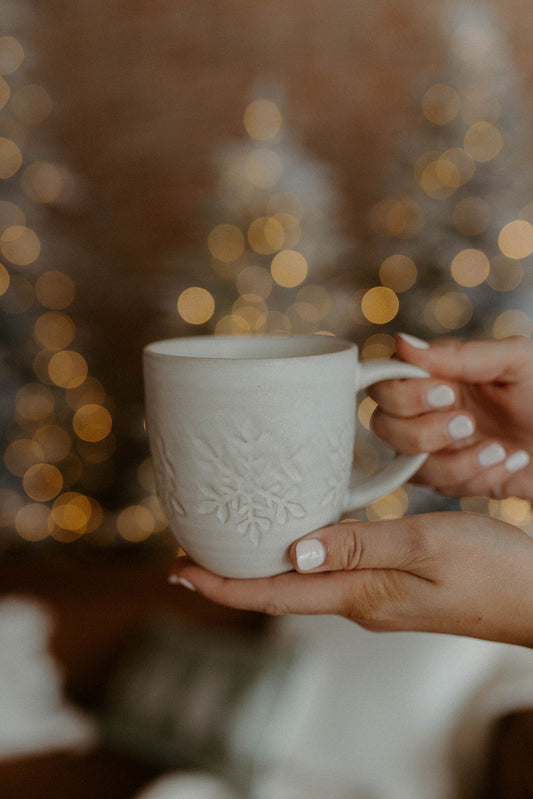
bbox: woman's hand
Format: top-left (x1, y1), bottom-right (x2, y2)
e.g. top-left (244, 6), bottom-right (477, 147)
top-left (169, 512), bottom-right (533, 648)
top-left (368, 334), bottom-right (533, 500)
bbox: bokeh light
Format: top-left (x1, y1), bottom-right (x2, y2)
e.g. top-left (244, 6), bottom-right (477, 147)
top-left (177, 286), bottom-right (215, 324)
top-left (236, 264), bottom-right (273, 298)
top-left (48, 350), bottom-right (88, 389)
top-left (0, 36), bottom-right (24, 75)
top-left (34, 311), bottom-right (76, 350)
top-left (361, 286), bottom-right (399, 324)
top-left (488, 255), bottom-right (524, 292)
top-left (0, 138), bottom-right (23, 179)
top-left (207, 223), bottom-right (245, 263)
top-left (464, 121), bottom-right (503, 162)
top-left (422, 83), bottom-right (461, 125)
top-left (117, 504), bottom-right (155, 542)
top-left (245, 148), bottom-right (283, 188)
top-left (23, 463), bottom-right (63, 501)
top-left (450, 248), bottom-right (490, 287)
top-left (73, 403), bottom-right (112, 442)
top-left (15, 503), bottom-right (50, 541)
top-left (379, 255), bottom-right (417, 292)
top-left (0, 225), bottom-right (41, 265)
top-left (22, 161), bottom-right (63, 203)
top-left (498, 220), bottom-right (533, 259)
top-left (243, 99), bottom-right (282, 140)
top-left (493, 310), bottom-right (533, 339)
top-left (248, 216), bottom-right (284, 254)
top-left (35, 270), bottom-right (76, 309)
top-left (271, 249), bottom-right (308, 287)
top-left (16, 383), bottom-right (54, 421)
top-left (0, 261), bottom-right (9, 296)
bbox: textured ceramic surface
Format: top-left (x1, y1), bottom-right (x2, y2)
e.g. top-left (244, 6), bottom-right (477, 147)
top-left (143, 336), bottom-right (428, 578)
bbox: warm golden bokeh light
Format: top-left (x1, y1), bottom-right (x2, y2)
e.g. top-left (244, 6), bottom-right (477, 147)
top-left (73, 404), bottom-right (113, 442)
top-left (362, 333), bottom-right (395, 361)
top-left (358, 396), bottom-right (377, 430)
top-left (243, 99), bottom-right (282, 140)
top-left (361, 286), bottom-right (399, 324)
top-left (117, 504), bottom-right (155, 542)
top-left (372, 198), bottom-right (425, 239)
top-left (177, 286), bottom-right (215, 324)
top-left (236, 264), bottom-right (273, 298)
top-left (493, 310), bottom-right (533, 339)
top-left (0, 138), bottom-right (23, 179)
top-left (48, 350), bottom-right (88, 389)
top-left (15, 503), bottom-right (50, 541)
top-left (498, 220), bottom-right (533, 259)
top-left (245, 148), bottom-right (283, 188)
top-left (271, 249), bottom-right (308, 287)
top-left (379, 254), bottom-right (417, 292)
top-left (4, 438), bottom-right (44, 477)
top-left (464, 121), bottom-right (503, 162)
top-left (22, 161), bottom-right (63, 203)
top-left (33, 424), bottom-right (71, 463)
top-left (23, 462), bottom-right (63, 501)
top-left (0, 200), bottom-right (25, 230)
top-left (451, 248), bottom-right (490, 287)
top-left (488, 255), bottom-right (524, 292)
top-left (0, 36), bottom-right (25, 75)
top-left (66, 376), bottom-right (106, 411)
top-left (214, 313), bottom-right (251, 336)
top-left (207, 223), bottom-right (245, 263)
top-left (34, 311), bottom-right (76, 350)
top-left (422, 83), bottom-right (461, 125)
top-left (248, 215), bottom-right (284, 254)
top-left (366, 487), bottom-right (409, 521)
top-left (35, 270), bottom-right (76, 309)
top-left (0, 261), bottom-right (9, 296)
top-left (433, 290), bottom-right (473, 329)
top-left (0, 225), bottom-right (41, 265)
top-left (51, 491), bottom-right (92, 533)
top-left (16, 383), bottom-right (55, 421)
top-left (294, 284), bottom-right (331, 322)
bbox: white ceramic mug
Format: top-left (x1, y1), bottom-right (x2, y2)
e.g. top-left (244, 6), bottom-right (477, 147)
top-left (143, 335), bottom-right (428, 578)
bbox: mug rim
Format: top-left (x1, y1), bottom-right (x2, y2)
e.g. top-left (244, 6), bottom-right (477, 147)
top-left (143, 334), bottom-right (357, 362)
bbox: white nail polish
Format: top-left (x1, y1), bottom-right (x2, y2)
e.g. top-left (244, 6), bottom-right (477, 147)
top-left (398, 333), bottom-right (430, 349)
top-left (169, 575), bottom-right (196, 591)
top-left (505, 450), bottom-right (530, 473)
top-left (426, 384), bottom-right (455, 408)
top-left (296, 539), bottom-right (325, 571)
top-left (448, 415), bottom-right (474, 440)
top-left (478, 443), bottom-right (506, 468)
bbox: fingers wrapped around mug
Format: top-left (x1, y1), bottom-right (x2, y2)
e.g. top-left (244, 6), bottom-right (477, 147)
top-left (370, 405), bottom-right (476, 454)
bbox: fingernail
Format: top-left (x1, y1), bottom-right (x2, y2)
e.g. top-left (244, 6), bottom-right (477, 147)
top-left (426, 384), bottom-right (456, 408)
top-left (398, 333), bottom-right (430, 350)
top-left (478, 443), bottom-right (506, 468)
top-left (505, 450), bottom-right (530, 473)
top-left (169, 574), bottom-right (196, 591)
top-left (296, 539), bottom-right (325, 571)
top-left (448, 414), bottom-right (474, 440)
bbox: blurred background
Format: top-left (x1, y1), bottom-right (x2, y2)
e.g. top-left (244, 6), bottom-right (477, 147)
top-left (2, 1), bottom-right (533, 798)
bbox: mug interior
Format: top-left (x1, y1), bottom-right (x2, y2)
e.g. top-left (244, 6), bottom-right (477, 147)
top-left (144, 335), bottom-right (354, 360)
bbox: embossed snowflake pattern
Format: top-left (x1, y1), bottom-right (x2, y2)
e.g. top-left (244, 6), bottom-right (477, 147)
top-left (320, 427), bottom-right (353, 510)
top-left (152, 434), bottom-right (185, 517)
top-left (196, 422), bottom-right (306, 545)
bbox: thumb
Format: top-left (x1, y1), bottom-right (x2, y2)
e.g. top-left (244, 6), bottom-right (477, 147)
top-left (290, 518), bottom-right (433, 577)
top-left (395, 333), bottom-right (533, 385)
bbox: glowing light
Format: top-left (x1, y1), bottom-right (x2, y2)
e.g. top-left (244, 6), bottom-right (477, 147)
top-left (372, 199), bottom-right (425, 239)
top-left (4, 438), bottom-right (45, 476)
top-left (361, 286), bottom-right (399, 324)
top-left (0, 262), bottom-right (9, 296)
top-left (0, 225), bottom-right (41, 265)
top-left (48, 350), bottom-right (88, 389)
top-left (0, 77), bottom-right (10, 111)
top-left (51, 492), bottom-right (92, 532)
top-left (243, 99), bottom-right (282, 140)
top-left (439, 148), bottom-right (475, 187)
top-left (177, 287), bottom-right (215, 324)
top-left (294, 285), bottom-right (331, 321)
top-left (271, 250), bottom-right (308, 287)
top-left (35, 270), bottom-right (75, 309)
top-left (464, 121), bottom-right (503, 162)
top-left (419, 160), bottom-right (456, 200)
top-left (34, 311), bottom-right (76, 350)
top-left (236, 265), bottom-right (273, 298)
top-left (489, 497), bottom-right (531, 524)
top-left (358, 396), bottom-right (377, 430)
top-left (422, 83), bottom-right (461, 125)
top-left (245, 149), bottom-right (283, 188)
top-left (117, 504), bottom-right (155, 542)
top-left (272, 213), bottom-right (301, 248)
top-left (23, 462), bottom-right (63, 501)
top-left (266, 192), bottom-right (303, 219)
top-left (16, 383), bottom-right (54, 421)
top-left (11, 84), bottom-right (53, 125)
top-left (33, 425), bottom-right (71, 463)
top-left (379, 255), bottom-right (417, 292)
top-left (22, 162), bottom-right (63, 203)
top-left (0, 200), bottom-right (25, 232)
top-left (73, 403), bottom-right (112, 442)
top-left (362, 333), bottom-right (395, 361)
top-left (232, 296), bottom-right (267, 330)
top-left (451, 249), bottom-right (490, 287)
top-left (214, 314), bottom-right (251, 336)
top-left (452, 196), bottom-right (491, 236)
top-left (498, 220), bottom-right (533, 259)
top-left (366, 487), bottom-right (409, 521)
top-left (433, 291), bottom-right (473, 330)
top-left (207, 224), bottom-right (245, 263)
top-left (66, 376), bottom-right (106, 410)
top-left (488, 255), bottom-right (523, 292)
top-left (15, 503), bottom-right (50, 541)
top-left (0, 37), bottom-right (24, 75)
top-left (0, 138), bottom-right (23, 179)
top-left (248, 216), bottom-right (284, 254)
top-left (493, 310), bottom-right (533, 339)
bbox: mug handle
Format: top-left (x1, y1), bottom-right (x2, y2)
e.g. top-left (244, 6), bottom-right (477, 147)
top-left (343, 359), bottom-right (430, 512)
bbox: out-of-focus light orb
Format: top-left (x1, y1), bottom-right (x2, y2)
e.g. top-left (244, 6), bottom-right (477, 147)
top-left (34, 311), bottom-right (75, 350)
top-left (452, 196), bottom-right (491, 236)
top-left (23, 462), bottom-right (63, 501)
top-left (366, 487), bottom-right (409, 521)
top-left (15, 503), bottom-right (50, 541)
top-left (361, 286), bottom-right (399, 324)
top-left (358, 396), bottom-right (377, 430)
top-left (232, 296), bottom-right (267, 331)
top-left (371, 199), bottom-right (425, 239)
top-left (440, 148), bottom-right (475, 187)
top-left (433, 290), bottom-right (473, 330)
top-left (0, 36), bottom-right (24, 75)
top-left (207, 224), bottom-right (245, 263)
top-left (362, 333), bottom-right (395, 361)
top-left (245, 148), bottom-right (283, 188)
top-left (0, 225), bottom-right (40, 265)
top-left (177, 286), bottom-right (215, 325)
top-left (243, 99), bottom-right (282, 140)
top-left (422, 83), bottom-right (461, 125)
top-left (0, 200), bottom-right (25, 231)
top-left (73, 403), bottom-right (112, 442)
top-left (0, 138), bottom-right (23, 179)
top-left (451, 248), bottom-right (490, 287)
top-left (33, 350), bottom-right (55, 384)
top-left (0, 262), bottom-right (9, 296)
top-left (51, 492), bottom-right (92, 533)
top-left (48, 350), bottom-right (88, 389)
top-left (0, 77), bottom-right (10, 110)
top-left (0, 274), bottom-right (33, 313)
top-left (379, 254), bottom-right (417, 293)
top-left (35, 270), bottom-right (76, 309)
top-left (214, 313), bottom-right (251, 336)
top-left (489, 496), bottom-right (531, 524)
top-left (488, 255), bottom-right (523, 292)
top-left (418, 159), bottom-right (456, 200)
top-left (272, 212), bottom-right (301, 248)
top-left (4, 438), bottom-right (44, 476)
top-left (498, 220), bottom-right (533, 259)
top-left (271, 249), bottom-right (308, 287)
top-left (464, 121), bottom-right (503, 162)
top-left (33, 425), bottom-right (71, 463)
top-left (248, 216), bottom-right (284, 254)
top-left (12, 84), bottom-right (53, 125)
top-left (266, 191), bottom-right (303, 219)
top-left (16, 383), bottom-right (54, 421)
top-left (66, 376), bottom-right (106, 410)
top-left (22, 162), bottom-right (63, 203)
top-left (493, 310), bottom-right (533, 339)
top-left (117, 504), bottom-right (155, 542)
top-left (294, 284), bottom-right (331, 322)
top-left (236, 264), bottom-right (273, 299)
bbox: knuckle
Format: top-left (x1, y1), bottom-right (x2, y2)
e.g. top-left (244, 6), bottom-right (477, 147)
top-left (342, 572), bottom-right (406, 631)
top-left (336, 526), bottom-right (364, 570)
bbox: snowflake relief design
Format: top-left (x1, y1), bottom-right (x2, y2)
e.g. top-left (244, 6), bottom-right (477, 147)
top-left (321, 427), bottom-right (353, 510)
top-left (152, 434), bottom-right (185, 517)
top-left (195, 421), bottom-right (306, 545)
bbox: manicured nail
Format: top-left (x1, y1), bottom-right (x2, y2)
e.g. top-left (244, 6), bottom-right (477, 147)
top-left (168, 574), bottom-right (196, 591)
top-left (426, 384), bottom-right (455, 408)
top-left (448, 415), bottom-right (474, 440)
top-left (398, 333), bottom-right (430, 349)
top-left (505, 450), bottom-right (530, 473)
top-left (296, 539), bottom-right (325, 571)
top-left (478, 443), bottom-right (506, 468)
